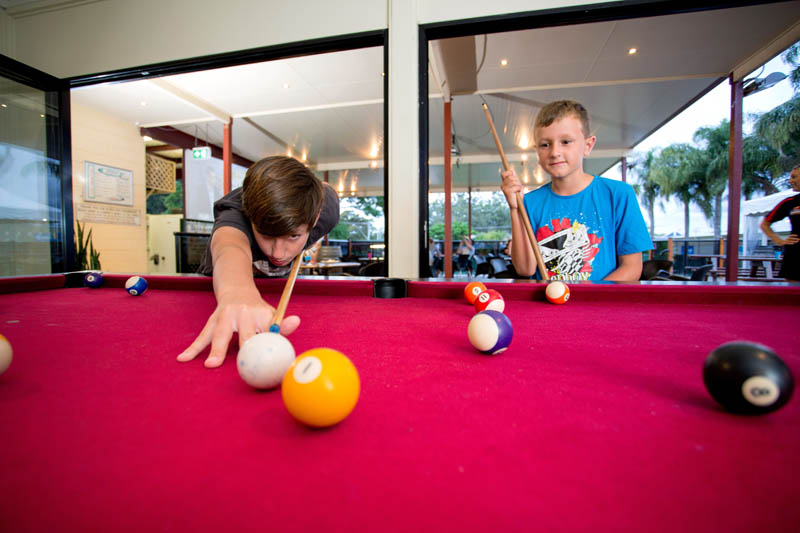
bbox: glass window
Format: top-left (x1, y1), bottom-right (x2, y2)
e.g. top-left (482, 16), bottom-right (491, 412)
top-left (0, 75), bottom-right (62, 276)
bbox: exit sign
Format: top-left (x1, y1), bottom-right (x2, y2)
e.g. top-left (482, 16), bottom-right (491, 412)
top-left (191, 146), bottom-right (211, 160)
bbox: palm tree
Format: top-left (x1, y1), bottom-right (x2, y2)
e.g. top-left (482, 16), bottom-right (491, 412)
top-left (753, 94), bottom-right (800, 174)
top-left (741, 134), bottom-right (784, 195)
top-left (783, 42), bottom-right (799, 92)
top-left (649, 144), bottom-right (708, 238)
top-left (627, 149), bottom-right (660, 236)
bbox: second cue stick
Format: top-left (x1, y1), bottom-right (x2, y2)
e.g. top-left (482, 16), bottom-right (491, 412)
top-left (269, 251), bottom-right (304, 333)
top-left (481, 103), bottom-right (550, 281)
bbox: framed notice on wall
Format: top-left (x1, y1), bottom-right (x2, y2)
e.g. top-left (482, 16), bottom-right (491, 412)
top-left (84, 161), bottom-right (134, 206)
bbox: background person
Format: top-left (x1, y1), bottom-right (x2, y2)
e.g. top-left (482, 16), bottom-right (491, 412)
top-left (760, 165), bottom-right (800, 281)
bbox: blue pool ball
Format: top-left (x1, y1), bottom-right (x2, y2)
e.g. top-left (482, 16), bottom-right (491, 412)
top-left (84, 272), bottom-right (104, 288)
top-left (468, 310), bottom-right (513, 355)
top-left (125, 276), bottom-right (148, 296)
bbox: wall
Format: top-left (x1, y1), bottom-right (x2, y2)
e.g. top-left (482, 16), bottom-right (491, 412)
top-left (70, 101), bottom-right (147, 273)
top-left (10, 0), bottom-right (388, 78)
top-left (418, 0), bottom-right (608, 23)
top-left (0, 9), bottom-right (14, 58)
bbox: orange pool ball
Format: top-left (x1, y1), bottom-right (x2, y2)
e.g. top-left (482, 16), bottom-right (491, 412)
top-left (464, 281), bottom-right (487, 304)
top-left (545, 281), bottom-right (570, 304)
top-left (281, 348), bottom-right (360, 428)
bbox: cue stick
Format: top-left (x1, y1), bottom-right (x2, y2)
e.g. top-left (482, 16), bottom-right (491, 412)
top-left (269, 251), bottom-right (305, 333)
top-left (481, 103), bottom-right (550, 281)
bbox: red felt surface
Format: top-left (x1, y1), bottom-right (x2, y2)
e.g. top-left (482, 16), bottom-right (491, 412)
top-left (1, 277), bottom-right (799, 532)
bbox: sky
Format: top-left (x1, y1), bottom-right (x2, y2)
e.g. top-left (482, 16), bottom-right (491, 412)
top-left (605, 51), bottom-right (796, 237)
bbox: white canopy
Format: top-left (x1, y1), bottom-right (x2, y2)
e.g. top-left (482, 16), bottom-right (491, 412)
top-left (741, 190), bottom-right (795, 256)
top-left (741, 190), bottom-right (796, 216)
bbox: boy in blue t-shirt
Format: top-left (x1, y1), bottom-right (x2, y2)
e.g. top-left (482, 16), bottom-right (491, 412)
top-left (501, 100), bottom-right (652, 281)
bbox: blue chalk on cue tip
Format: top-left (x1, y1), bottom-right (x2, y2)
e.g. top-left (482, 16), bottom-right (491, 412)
top-left (269, 324), bottom-right (280, 333)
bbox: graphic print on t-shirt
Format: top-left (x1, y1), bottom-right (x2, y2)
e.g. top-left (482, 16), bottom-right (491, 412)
top-left (536, 218), bottom-right (602, 280)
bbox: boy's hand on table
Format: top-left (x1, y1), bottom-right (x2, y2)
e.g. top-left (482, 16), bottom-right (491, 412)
top-left (177, 289), bottom-right (300, 368)
top-left (500, 169), bottom-right (522, 209)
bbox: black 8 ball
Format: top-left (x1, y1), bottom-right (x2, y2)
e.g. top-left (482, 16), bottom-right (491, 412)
top-left (703, 341), bottom-right (794, 414)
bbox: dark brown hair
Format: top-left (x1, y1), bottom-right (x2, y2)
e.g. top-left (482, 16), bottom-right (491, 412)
top-left (242, 156), bottom-right (324, 237)
top-left (535, 100), bottom-right (591, 138)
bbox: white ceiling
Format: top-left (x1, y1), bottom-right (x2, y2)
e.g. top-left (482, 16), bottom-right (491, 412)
top-left (67, 2), bottom-right (800, 195)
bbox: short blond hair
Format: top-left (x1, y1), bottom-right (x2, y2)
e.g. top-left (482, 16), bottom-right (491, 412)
top-left (535, 100), bottom-right (591, 138)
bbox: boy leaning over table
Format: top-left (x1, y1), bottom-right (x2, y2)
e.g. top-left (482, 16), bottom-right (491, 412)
top-left (178, 156), bottom-right (340, 368)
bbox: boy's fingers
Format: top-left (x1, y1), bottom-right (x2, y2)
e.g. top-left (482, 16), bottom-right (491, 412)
top-left (279, 315), bottom-right (301, 336)
top-left (177, 317), bottom-right (215, 362)
top-left (205, 325), bottom-right (235, 368)
top-left (238, 321), bottom-right (257, 349)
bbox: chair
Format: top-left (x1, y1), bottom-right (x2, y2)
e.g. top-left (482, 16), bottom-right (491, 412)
top-left (654, 263), bottom-right (713, 282)
top-left (641, 259), bottom-right (673, 280)
top-left (357, 261), bottom-right (386, 277)
top-left (489, 258), bottom-right (510, 278)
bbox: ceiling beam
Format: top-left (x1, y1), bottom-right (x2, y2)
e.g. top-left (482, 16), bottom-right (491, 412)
top-left (139, 126), bottom-right (255, 169)
top-left (428, 72), bottom-right (726, 99)
top-left (146, 144), bottom-right (181, 153)
top-left (238, 98), bottom-right (383, 119)
top-left (149, 78), bottom-right (231, 123)
top-left (428, 41), bottom-right (451, 101)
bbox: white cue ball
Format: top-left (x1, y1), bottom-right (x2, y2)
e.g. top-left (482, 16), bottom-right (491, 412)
top-left (0, 334), bottom-right (12, 376)
top-left (236, 332), bottom-right (296, 389)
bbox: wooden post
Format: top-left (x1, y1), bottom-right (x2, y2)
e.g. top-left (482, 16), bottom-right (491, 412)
top-left (667, 238), bottom-right (674, 274)
top-left (444, 99), bottom-right (453, 278)
top-left (725, 76), bottom-right (743, 282)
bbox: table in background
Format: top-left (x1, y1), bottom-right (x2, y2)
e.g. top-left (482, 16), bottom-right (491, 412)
top-left (690, 253), bottom-right (784, 280)
top-left (1, 275), bottom-right (799, 531)
top-left (298, 260), bottom-right (360, 275)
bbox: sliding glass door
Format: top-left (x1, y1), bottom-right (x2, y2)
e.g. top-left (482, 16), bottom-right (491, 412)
top-left (0, 56), bottom-right (72, 276)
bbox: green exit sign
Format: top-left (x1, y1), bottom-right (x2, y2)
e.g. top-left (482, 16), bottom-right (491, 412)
top-left (191, 146), bottom-right (211, 160)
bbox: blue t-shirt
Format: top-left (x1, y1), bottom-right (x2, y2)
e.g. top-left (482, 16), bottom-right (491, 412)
top-left (522, 176), bottom-right (653, 281)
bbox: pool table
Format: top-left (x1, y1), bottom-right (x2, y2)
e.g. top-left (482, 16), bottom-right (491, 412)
top-left (1, 274), bottom-right (799, 532)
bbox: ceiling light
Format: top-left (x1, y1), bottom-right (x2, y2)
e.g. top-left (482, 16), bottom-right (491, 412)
top-left (1, 103), bottom-right (6, 108)
top-left (142, 135), bottom-right (153, 142)
top-left (282, 82), bottom-right (290, 89)
top-left (521, 154), bottom-right (528, 162)
top-left (369, 143), bottom-right (379, 158)
top-left (370, 160), bottom-right (378, 169)
top-left (518, 133), bottom-right (530, 150)
top-left (140, 101), bottom-right (147, 107)
top-left (628, 48), bottom-right (637, 55)
top-left (301, 150), bottom-right (307, 162)
top-left (500, 59), bottom-right (509, 67)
